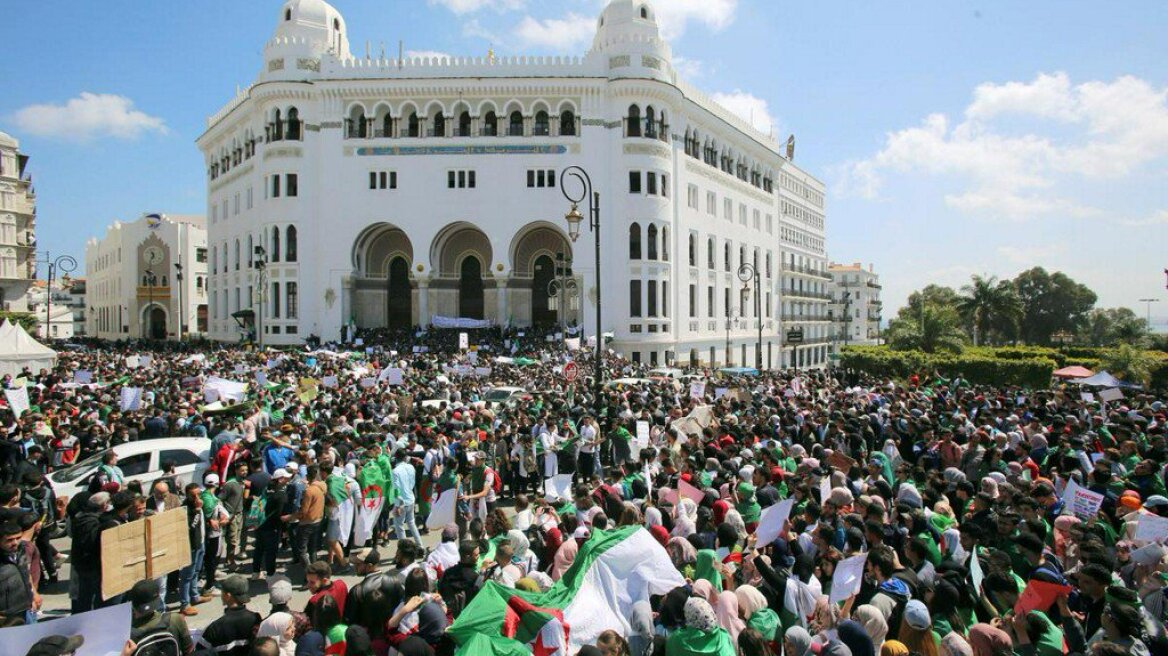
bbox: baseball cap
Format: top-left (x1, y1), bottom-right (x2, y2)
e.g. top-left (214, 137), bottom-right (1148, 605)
top-left (267, 576), bottom-right (293, 606)
top-left (1146, 495), bottom-right (1168, 509)
top-left (903, 600), bottom-right (931, 630)
top-left (218, 574), bottom-right (251, 602)
top-left (24, 635), bottom-right (85, 656)
top-left (204, 473), bottom-right (220, 486)
top-left (128, 579), bottom-right (159, 613)
top-left (272, 469), bottom-right (292, 481)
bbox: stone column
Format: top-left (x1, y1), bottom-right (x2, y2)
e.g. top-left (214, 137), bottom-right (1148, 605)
top-left (496, 277), bottom-right (509, 327)
top-left (417, 279), bottom-right (430, 326)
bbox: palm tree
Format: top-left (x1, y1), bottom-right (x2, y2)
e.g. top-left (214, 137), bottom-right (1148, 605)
top-left (1101, 343), bottom-right (1154, 386)
top-left (957, 275), bottom-right (1021, 346)
top-left (888, 303), bottom-right (966, 354)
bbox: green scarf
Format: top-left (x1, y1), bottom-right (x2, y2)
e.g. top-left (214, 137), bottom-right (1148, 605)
top-left (199, 490), bottom-right (220, 517)
top-left (736, 482), bottom-right (762, 524)
top-left (665, 627), bottom-right (737, 656)
top-left (325, 473), bottom-right (347, 504)
top-left (748, 608), bottom-right (781, 641)
top-left (612, 426), bottom-right (632, 443)
top-left (695, 549), bottom-right (723, 590)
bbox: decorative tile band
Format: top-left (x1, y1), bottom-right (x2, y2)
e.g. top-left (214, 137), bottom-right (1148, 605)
top-left (356, 144), bottom-right (569, 156)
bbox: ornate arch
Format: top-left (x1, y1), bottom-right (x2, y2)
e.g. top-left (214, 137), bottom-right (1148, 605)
top-left (352, 222), bottom-right (414, 276)
top-left (430, 223), bottom-right (493, 278)
top-left (509, 222), bottom-right (571, 277)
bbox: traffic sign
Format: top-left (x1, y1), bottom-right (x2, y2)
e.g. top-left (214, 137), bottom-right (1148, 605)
top-left (786, 329), bottom-right (804, 344)
top-left (563, 360), bottom-right (579, 382)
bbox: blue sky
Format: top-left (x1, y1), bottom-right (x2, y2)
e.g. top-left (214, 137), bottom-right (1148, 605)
top-left (2, 0), bottom-right (1166, 324)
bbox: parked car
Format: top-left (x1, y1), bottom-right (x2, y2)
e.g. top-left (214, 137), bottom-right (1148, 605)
top-left (484, 386), bottom-right (527, 409)
top-left (46, 437), bottom-right (211, 504)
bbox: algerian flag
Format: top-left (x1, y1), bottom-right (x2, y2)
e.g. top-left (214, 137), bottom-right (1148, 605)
top-left (354, 464), bottom-right (387, 546)
top-left (448, 527), bottom-right (684, 654)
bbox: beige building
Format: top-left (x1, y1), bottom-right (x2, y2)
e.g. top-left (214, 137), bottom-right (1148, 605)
top-left (86, 213), bottom-right (209, 340)
top-left (828, 262), bottom-right (882, 348)
top-left (0, 132), bottom-right (37, 311)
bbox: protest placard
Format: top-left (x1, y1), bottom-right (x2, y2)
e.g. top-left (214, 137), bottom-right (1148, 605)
top-left (830, 553), bottom-right (868, 603)
top-left (1061, 479), bottom-right (1104, 519)
top-left (73, 370), bottom-right (93, 384)
top-left (1135, 513), bottom-right (1168, 543)
top-left (755, 498), bottom-right (795, 548)
top-left (1098, 387), bottom-right (1124, 402)
top-left (119, 387), bottom-right (143, 412)
top-left (819, 477), bottom-right (832, 504)
top-left (100, 508), bottom-right (193, 600)
top-left (825, 451), bottom-right (857, 473)
top-left (678, 478), bottom-right (705, 504)
top-left (2, 602), bottom-right (131, 656)
top-left (689, 382), bottom-right (706, 400)
top-left (4, 386), bottom-right (30, 418)
top-left (970, 547), bottom-right (984, 593)
top-left (1013, 579), bottom-right (1071, 615)
top-left (636, 421), bottom-right (651, 449)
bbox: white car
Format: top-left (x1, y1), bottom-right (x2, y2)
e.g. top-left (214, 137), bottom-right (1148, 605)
top-left (484, 386), bottom-right (527, 409)
top-left (47, 437), bottom-right (212, 503)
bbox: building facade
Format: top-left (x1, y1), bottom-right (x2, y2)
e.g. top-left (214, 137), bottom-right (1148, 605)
top-left (26, 277), bottom-right (86, 339)
top-left (85, 214), bottom-right (209, 340)
top-left (828, 262), bottom-right (882, 349)
top-left (199, 0), bottom-right (830, 368)
top-left (0, 132), bottom-right (37, 311)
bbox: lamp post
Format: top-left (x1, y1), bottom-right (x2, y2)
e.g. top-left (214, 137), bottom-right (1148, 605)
top-left (253, 246), bottom-right (268, 348)
top-left (34, 252), bottom-right (77, 340)
top-left (174, 261), bottom-right (184, 341)
top-left (143, 270), bottom-right (158, 339)
top-left (724, 309), bottom-right (741, 367)
top-left (547, 251), bottom-right (578, 335)
top-left (1139, 298), bottom-right (1159, 330)
top-left (737, 263), bottom-right (762, 369)
top-left (559, 166), bottom-right (601, 414)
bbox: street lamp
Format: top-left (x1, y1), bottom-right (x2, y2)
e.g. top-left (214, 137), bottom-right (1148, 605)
top-left (725, 309), bottom-right (740, 367)
top-left (737, 263), bottom-right (762, 369)
top-left (174, 261), bottom-right (184, 341)
top-left (559, 166), bottom-right (601, 415)
top-left (35, 252), bottom-right (77, 340)
top-left (143, 270), bottom-right (158, 339)
top-left (547, 251), bottom-right (578, 334)
top-left (1139, 298), bottom-right (1160, 330)
top-left (253, 246), bottom-right (268, 349)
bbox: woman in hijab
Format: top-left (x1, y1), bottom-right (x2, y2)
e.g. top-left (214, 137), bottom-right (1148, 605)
top-left (736, 481), bottom-right (762, 530)
top-left (940, 633), bottom-right (973, 656)
top-left (810, 595), bottom-right (843, 643)
top-left (658, 586), bottom-right (693, 635)
top-left (715, 590), bottom-right (746, 642)
top-left (694, 549), bottom-right (723, 590)
top-left (736, 585), bottom-right (781, 644)
top-left (967, 624), bottom-right (1012, 656)
top-left (691, 578), bottom-right (719, 606)
top-left (628, 600), bottom-right (655, 656)
top-left (880, 640), bottom-right (909, 656)
top-left (549, 530), bottom-right (579, 581)
top-left (667, 537), bottom-right (698, 579)
top-left (258, 612), bottom-right (298, 656)
top-left (784, 626), bottom-right (813, 656)
top-left (645, 506), bottom-right (663, 528)
top-left (940, 528), bottom-right (966, 565)
top-left (674, 498), bottom-right (699, 538)
top-left (666, 597), bottom-right (736, 656)
top-left (852, 604), bottom-right (888, 651)
top-left (838, 620), bottom-right (875, 656)
top-left (650, 524), bottom-right (670, 548)
top-left (507, 529), bottom-right (539, 576)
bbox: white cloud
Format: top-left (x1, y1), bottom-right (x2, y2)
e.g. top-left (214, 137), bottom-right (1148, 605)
top-left (428, 0), bottom-right (524, 15)
top-left (836, 72), bottom-right (1168, 220)
top-left (405, 50), bottom-right (454, 61)
top-left (710, 90), bottom-right (777, 136)
top-left (513, 13), bottom-right (595, 50)
top-left (11, 92), bottom-right (167, 141)
top-left (651, 0), bottom-right (738, 40)
top-left (996, 243), bottom-right (1066, 266)
top-left (672, 55), bottom-right (705, 79)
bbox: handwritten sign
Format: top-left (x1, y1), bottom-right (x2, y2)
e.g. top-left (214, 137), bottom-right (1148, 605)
top-left (689, 382), bottom-right (706, 400)
top-left (826, 451), bottom-right (857, 473)
top-left (1135, 513), bottom-right (1168, 544)
top-left (830, 553), bottom-right (868, 603)
top-left (1061, 479), bottom-right (1104, 519)
top-left (635, 421), bottom-right (651, 449)
top-left (1098, 387), bottom-right (1124, 402)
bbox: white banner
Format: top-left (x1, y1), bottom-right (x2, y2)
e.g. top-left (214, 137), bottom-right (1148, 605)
top-left (544, 474), bottom-right (574, 502)
top-left (335, 496), bottom-right (355, 547)
top-left (4, 386), bottom-right (30, 418)
top-left (354, 496), bottom-right (384, 547)
top-left (635, 421), bottom-right (651, 450)
top-left (2, 601), bottom-right (131, 656)
top-left (120, 387), bottom-right (143, 412)
top-left (1135, 513), bottom-right (1168, 544)
top-left (426, 489), bottom-right (458, 530)
top-left (204, 376), bottom-right (248, 403)
top-left (830, 553), bottom-right (869, 603)
top-left (431, 316), bottom-right (492, 329)
top-left (380, 368), bottom-right (404, 385)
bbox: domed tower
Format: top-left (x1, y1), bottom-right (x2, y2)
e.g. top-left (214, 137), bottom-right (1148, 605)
top-left (260, 0), bottom-right (351, 81)
top-left (589, 0), bottom-right (672, 81)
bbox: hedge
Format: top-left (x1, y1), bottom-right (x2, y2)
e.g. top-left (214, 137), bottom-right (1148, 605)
top-left (840, 346), bottom-right (1055, 389)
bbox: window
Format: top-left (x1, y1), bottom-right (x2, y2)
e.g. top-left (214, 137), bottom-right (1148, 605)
top-left (724, 288), bottom-right (730, 317)
top-left (369, 171), bottom-right (397, 190)
top-left (629, 223), bottom-right (642, 260)
top-left (196, 248), bottom-right (208, 264)
top-left (706, 191), bottom-right (716, 215)
top-left (724, 198), bottom-right (732, 221)
top-left (647, 280), bottom-right (658, 317)
top-left (662, 281), bottom-right (669, 317)
top-left (160, 449), bottom-right (202, 468)
top-left (630, 280), bottom-right (642, 317)
top-left (626, 105), bottom-right (642, 137)
top-left (534, 111), bottom-right (549, 136)
top-left (457, 111), bottom-right (471, 137)
top-left (724, 242), bottom-right (731, 272)
top-left (628, 171), bottom-right (641, 194)
top-left (270, 227), bottom-right (280, 263)
top-left (689, 284), bottom-right (696, 317)
top-left (707, 286), bottom-right (714, 317)
top-left (740, 204), bottom-right (747, 225)
top-left (271, 282), bottom-right (281, 318)
top-left (118, 453), bottom-right (152, 477)
top-left (483, 111), bottom-right (498, 136)
top-left (286, 174), bottom-right (298, 197)
top-left (286, 226), bottom-right (298, 262)
top-left (527, 169), bottom-right (556, 188)
top-left (560, 110), bottom-right (576, 136)
top-left (661, 226), bottom-right (669, 261)
top-left (707, 238), bottom-right (715, 269)
top-left (509, 111), bottom-right (524, 136)
top-left (448, 170), bottom-right (476, 189)
top-left (286, 282), bottom-right (298, 319)
top-left (646, 172), bottom-right (657, 195)
top-left (407, 112), bottom-right (419, 137)
top-left (271, 175), bottom-right (281, 198)
top-left (687, 184), bottom-right (698, 209)
top-left (647, 225), bottom-right (658, 260)
top-left (661, 174), bottom-right (669, 197)
top-left (247, 187), bottom-right (253, 210)
top-left (432, 113), bottom-right (446, 137)
top-left (753, 209), bottom-right (761, 230)
top-left (233, 193), bottom-right (239, 215)
top-left (688, 234), bottom-right (696, 266)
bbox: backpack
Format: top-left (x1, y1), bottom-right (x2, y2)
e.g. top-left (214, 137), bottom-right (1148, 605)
top-left (486, 467), bottom-right (503, 495)
top-left (245, 493), bottom-right (268, 528)
top-left (132, 620), bottom-right (182, 656)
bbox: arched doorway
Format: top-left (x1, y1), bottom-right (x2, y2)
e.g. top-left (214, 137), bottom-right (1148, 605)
top-left (386, 256), bottom-right (412, 329)
top-left (531, 254), bottom-right (556, 327)
top-left (459, 257), bottom-right (484, 319)
top-left (149, 307), bottom-right (167, 339)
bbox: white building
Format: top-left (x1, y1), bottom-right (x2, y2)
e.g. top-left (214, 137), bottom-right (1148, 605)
top-left (25, 277), bottom-right (86, 339)
top-left (85, 214), bottom-right (209, 340)
top-left (0, 132), bottom-right (37, 311)
top-left (828, 262), bottom-right (882, 348)
top-left (198, 0), bottom-right (830, 368)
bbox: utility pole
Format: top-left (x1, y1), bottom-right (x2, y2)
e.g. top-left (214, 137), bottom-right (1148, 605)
top-left (1139, 298), bottom-right (1160, 330)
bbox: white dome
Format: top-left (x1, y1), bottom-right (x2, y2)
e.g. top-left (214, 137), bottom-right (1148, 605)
top-left (267, 0), bottom-right (350, 61)
top-left (591, 0), bottom-right (671, 73)
top-left (0, 131), bottom-right (15, 148)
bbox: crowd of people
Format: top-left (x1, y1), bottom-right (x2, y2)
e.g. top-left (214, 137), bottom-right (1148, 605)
top-left (0, 325), bottom-right (1167, 656)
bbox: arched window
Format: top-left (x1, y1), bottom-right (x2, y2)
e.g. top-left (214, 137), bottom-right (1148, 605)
top-left (285, 225), bottom-right (298, 262)
top-left (627, 105), bottom-right (642, 137)
top-left (271, 226), bottom-right (281, 263)
top-left (707, 238), bottom-right (715, 269)
top-left (458, 111), bottom-right (471, 137)
top-left (508, 111), bottom-right (524, 136)
top-left (534, 111), bottom-right (549, 136)
top-left (196, 276), bottom-right (203, 290)
top-left (247, 235), bottom-right (254, 268)
top-left (161, 275), bottom-right (168, 287)
top-left (739, 246), bottom-right (746, 269)
top-left (723, 242), bottom-right (730, 272)
top-left (657, 110), bottom-right (668, 141)
top-left (286, 282), bottom-right (298, 319)
top-left (432, 113), bottom-right (445, 137)
top-left (629, 223), bottom-right (642, 260)
top-left (407, 112), bottom-right (419, 138)
top-left (688, 234), bottom-right (696, 266)
top-left (273, 109), bottom-right (283, 141)
top-left (285, 8), bottom-right (292, 20)
top-left (644, 106), bottom-right (656, 138)
top-left (234, 239), bottom-right (240, 270)
top-left (381, 113), bottom-right (394, 138)
top-left (560, 110), bottom-right (576, 136)
top-left (647, 224), bottom-right (658, 260)
top-left (348, 107), bottom-right (367, 138)
top-left (641, 6), bottom-right (649, 19)
top-left (661, 226), bottom-right (669, 261)
top-left (483, 111), bottom-right (498, 136)
top-left (287, 107), bottom-right (301, 140)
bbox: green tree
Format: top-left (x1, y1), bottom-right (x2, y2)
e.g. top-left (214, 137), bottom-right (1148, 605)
top-left (887, 303), bottom-right (966, 354)
top-left (0, 311), bottom-right (37, 334)
top-left (899, 285), bottom-right (959, 321)
top-left (957, 275), bottom-right (1023, 346)
top-left (1100, 343), bottom-right (1155, 386)
top-left (1012, 267), bottom-right (1097, 345)
top-left (1080, 307), bottom-right (1149, 347)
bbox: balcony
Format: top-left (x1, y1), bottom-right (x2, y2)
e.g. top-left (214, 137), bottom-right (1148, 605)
top-left (783, 289), bottom-right (832, 301)
top-left (782, 264), bottom-right (832, 280)
top-left (867, 281), bottom-right (882, 289)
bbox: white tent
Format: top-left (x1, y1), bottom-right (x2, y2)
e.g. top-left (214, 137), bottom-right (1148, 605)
top-left (0, 319), bottom-right (57, 376)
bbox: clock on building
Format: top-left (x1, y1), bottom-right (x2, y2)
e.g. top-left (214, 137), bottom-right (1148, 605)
top-left (144, 246), bottom-right (164, 265)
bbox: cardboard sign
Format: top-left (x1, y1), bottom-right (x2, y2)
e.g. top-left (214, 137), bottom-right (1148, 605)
top-left (4, 386), bottom-right (30, 418)
top-left (1098, 387), bottom-right (1124, 402)
top-left (819, 477), bottom-right (832, 504)
top-left (679, 478), bottom-right (705, 504)
top-left (830, 553), bottom-right (868, 603)
top-left (1062, 479), bottom-right (1104, 519)
top-left (756, 498), bottom-right (795, 548)
top-left (635, 421), bottom-right (651, 449)
top-left (1135, 513), bottom-right (1168, 544)
top-left (3, 602), bottom-right (131, 656)
top-left (73, 370), bottom-right (93, 384)
top-left (101, 508), bottom-right (191, 600)
top-left (826, 451), bottom-right (858, 473)
top-left (119, 387), bottom-right (143, 412)
top-left (1013, 579), bottom-right (1071, 615)
top-left (689, 382), bottom-right (706, 400)
top-left (459, 332), bottom-right (469, 350)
